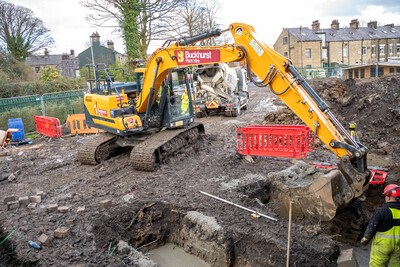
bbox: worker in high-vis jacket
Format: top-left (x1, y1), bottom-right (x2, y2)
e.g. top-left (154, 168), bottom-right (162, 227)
top-left (181, 88), bottom-right (189, 115)
top-left (360, 184), bottom-right (400, 266)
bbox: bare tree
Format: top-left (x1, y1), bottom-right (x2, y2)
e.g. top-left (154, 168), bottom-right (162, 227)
top-left (82, 0), bottom-right (182, 59)
top-left (0, 1), bottom-right (54, 60)
top-left (172, 0), bottom-right (221, 45)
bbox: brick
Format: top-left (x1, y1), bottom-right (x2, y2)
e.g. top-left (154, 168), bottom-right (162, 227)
top-left (7, 201), bottom-right (19, 210)
top-left (77, 206), bottom-right (85, 213)
top-left (46, 204), bottom-right (58, 212)
top-left (3, 195), bottom-right (16, 205)
top-left (99, 199), bottom-right (112, 209)
top-left (29, 196), bottom-right (41, 204)
top-left (54, 227), bottom-right (70, 239)
top-left (337, 248), bottom-right (357, 267)
top-left (57, 206), bottom-right (70, 213)
top-left (37, 234), bottom-right (51, 246)
top-left (18, 196), bottom-right (29, 206)
top-left (27, 203), bottom-right (37, 209)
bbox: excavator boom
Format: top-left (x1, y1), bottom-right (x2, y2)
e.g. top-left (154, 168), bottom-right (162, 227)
top-left (136, 22), bottom-right (370, 208)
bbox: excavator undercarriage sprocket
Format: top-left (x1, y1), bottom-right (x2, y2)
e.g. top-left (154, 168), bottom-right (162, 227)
top-left (130, 122), bottom-right (205, 171)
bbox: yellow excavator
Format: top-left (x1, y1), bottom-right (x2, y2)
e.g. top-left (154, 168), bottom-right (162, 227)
top-left (79, 23), bottom-right (370, 210)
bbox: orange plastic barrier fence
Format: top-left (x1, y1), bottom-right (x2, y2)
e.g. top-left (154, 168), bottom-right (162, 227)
top-left (66, 114), bottom-right (102, 135)
top-left (34, 116), bottom-right (62, 138)
top-left (237, 125), bottom-right (315, 159)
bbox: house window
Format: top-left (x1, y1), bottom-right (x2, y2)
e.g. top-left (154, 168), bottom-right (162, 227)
top-left (343, 47), bottom-right (348, 57)
top-left (371, 45), bottom-right (376, 55)
top-left (35, 66), bottom-right (40, 73)
top-left (379, 45), bottom-right (385, 55)
top-left (378, 67), bottom-right (384, 77)
top-left (283, 51), bottom-right (288, 58)
top-left (397, 67), bottom-right (400, 73)
top-left (354, 69), bottom-right (359, 78)
top-left (348, 70), bottom-right (353, 79)
top-left (360, 68), bottom-right (365, 78)
top-left (283, 36), bottom-right (288, 45)
top-left (305, 48), bottom-right (311, 59)
top-left (362, 47), bottom-right (367, 55)
top-left (397, 44), bottom-right (400, 54)
top-left (370, 67), bottom-right (376, 77)
top-left (390, 67), bottom-right (395, 73)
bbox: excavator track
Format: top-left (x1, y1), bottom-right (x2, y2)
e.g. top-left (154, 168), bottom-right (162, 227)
top-left (130, 122), bottom-right (205, 171)
top-left (77, 133), bottom-right (118, 165)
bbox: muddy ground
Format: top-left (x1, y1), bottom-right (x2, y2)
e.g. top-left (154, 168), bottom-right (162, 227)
top-left (1, 74), bottom-right (399, 266)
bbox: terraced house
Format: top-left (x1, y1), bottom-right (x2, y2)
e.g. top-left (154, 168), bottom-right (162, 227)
top-left (274, 19), bottom-right (400, 78)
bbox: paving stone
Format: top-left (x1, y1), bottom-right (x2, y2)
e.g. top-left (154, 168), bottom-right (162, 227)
top-left (27, 203), bottom-right (37, 209)
top-left (29, 196), bottom-right (42, 204)
top-left (37, 233), bottom-right (51, 246)
top-left (77, 206), bottom-right (85, 213)
top-left (337, 248), bottom-right (358, 267)
top-left (3, 195), bottom-right (16, 205)
top-left (46, 204), bottom-right (58, 212)
top-left (57, 206), bottom-right (70, 213)
top-left (54, 227), bottom-right (70, 239)
top-left (18, 196), bottom-right (29, 206)
top-left (99, 199), bottom-right (112, 209)
top-left (7, 201), bottom-right (19, 210)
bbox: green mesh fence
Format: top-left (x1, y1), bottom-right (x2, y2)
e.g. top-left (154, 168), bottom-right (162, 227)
top-left (0, 90), bottom-right (85, 133)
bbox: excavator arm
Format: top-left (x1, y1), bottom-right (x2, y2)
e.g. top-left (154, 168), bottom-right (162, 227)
top-left (136, 23), bottom-right (370, 199)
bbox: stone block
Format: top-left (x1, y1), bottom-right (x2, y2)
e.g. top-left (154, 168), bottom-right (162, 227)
top-left (57, 206), bottom-right (70, 213)
top-left (337, 248), bottom-right (358, 267)
top-left (27, 203), bottom-right (37, 209)
top-left (3, 195), bottom-right (16, 205)
top-left (54, 227), bottom-right (70, 239)
top-left (29, 196), bottom-right (42, 204)
top-left (7, 201), bottom-right (19, 210)
top-left (99, 199), bottom-right (112, 209)
top-left (77, 206), bottom-right (85, 213)
top-left (46, 204), bottom-right (58, 212)
top-left (37, 233), bottom-right (51, 246)
top-left (18, 196), bottom-right (29, 206)
top-left (36, 191), bottom-right (44, 198)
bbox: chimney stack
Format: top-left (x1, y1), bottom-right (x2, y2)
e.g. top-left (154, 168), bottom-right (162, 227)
top-left (367, 21), bottom-right (377, 29)
top-left (331, 20), bottom-right (340, 30)
top-left (70, 49), bottom-right (75, 56)
top-left (107, 40), bottom-right (114, 50)
top-left (311, 20), bottom-right (320, 31)
top-left (90, 32), bottom-right (100, 44)
top-left (44, 48), bottom-right (49, 56)
top-left (350, 19), bottom-right (359, 29)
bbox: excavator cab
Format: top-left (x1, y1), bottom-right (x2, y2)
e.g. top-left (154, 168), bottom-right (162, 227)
top-left (155, 68), bottom-right (197, 129)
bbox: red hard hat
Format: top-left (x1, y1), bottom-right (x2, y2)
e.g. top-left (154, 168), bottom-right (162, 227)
top-left (383, 184), bottom-right (400, 197)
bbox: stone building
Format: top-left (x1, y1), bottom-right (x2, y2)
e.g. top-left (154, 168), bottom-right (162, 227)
top-left (77, 32), bottom-right (126, 69)
top-left (25, 49), bottom-right (80, 78)
top-left (274, 19), bottom-right (400, 77)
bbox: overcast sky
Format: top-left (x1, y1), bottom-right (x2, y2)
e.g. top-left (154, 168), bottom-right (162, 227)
top-left (6, 0), bottom-right (400, 55)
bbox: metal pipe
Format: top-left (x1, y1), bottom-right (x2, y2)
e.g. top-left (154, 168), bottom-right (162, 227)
top-left (199, 191), bottom-right (278, 222)
top-left (286, 201), bottom-right (293, 267)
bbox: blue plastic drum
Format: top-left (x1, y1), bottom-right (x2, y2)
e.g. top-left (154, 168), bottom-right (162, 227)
top-left (7, 118), bottom-right (25, 142)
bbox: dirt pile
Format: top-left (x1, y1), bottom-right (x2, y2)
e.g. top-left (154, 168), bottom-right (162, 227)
top-left (263, 75), bottom-right (400, 171)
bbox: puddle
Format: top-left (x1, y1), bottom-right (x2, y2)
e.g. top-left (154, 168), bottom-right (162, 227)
top-left (147, 243), bottom-right (210, 267)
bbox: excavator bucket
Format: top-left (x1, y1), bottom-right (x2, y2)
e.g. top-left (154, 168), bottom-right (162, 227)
top-left (267, 161), bottom-right (354, 221)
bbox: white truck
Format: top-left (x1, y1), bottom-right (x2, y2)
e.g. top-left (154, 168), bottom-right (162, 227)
top-left (193, 63), bottom-right (249, 117)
